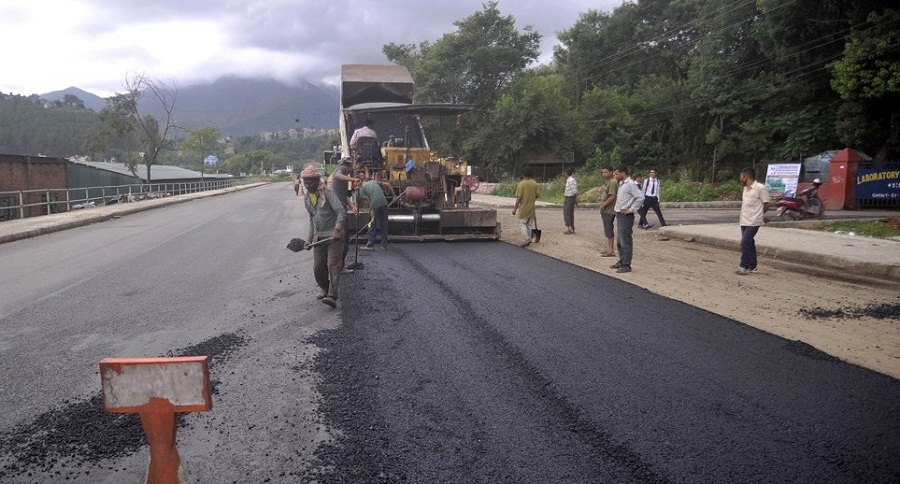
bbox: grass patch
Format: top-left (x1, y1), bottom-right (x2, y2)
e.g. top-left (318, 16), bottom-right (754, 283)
top-left (813, 219), bottom-right (900, 239)
top-left (491, 171), bottom-right (743, 203)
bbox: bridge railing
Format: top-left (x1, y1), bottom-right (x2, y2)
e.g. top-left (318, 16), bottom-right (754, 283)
top-left (0, 178), bottom-right (259, 222)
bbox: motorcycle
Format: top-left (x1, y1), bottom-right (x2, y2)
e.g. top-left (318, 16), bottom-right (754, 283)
top-left (774, 179), bottom-right (824, 221)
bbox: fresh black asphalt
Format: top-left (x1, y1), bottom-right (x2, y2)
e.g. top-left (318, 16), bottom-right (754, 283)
top-left (0, 184), bottom-right (897, 483)
top-left (305, 242), bottom-right (900, 483)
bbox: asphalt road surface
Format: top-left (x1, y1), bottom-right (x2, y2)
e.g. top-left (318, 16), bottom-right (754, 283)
top-left (1, 184), bottom-right (898, 483)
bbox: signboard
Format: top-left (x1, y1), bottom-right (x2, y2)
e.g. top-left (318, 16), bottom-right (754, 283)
top-left (855, 168), bottom-right (900, 200)
top-left (204, 155), bottom-right (219, 165)
top-left (100, 356), bottom-right (211, 413)
top-left (765, 164), bottom-right (801, 197)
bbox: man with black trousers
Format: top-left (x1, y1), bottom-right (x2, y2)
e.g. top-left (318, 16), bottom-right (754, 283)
top-left (638, 168), bottom-right (667, 229)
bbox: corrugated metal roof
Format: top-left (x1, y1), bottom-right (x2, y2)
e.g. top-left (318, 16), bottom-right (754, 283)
top-left (69, 160), bottom-right (230, 181)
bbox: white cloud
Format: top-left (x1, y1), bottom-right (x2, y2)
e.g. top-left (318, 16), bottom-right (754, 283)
top-left (0, 0), bottom-right (621, 97)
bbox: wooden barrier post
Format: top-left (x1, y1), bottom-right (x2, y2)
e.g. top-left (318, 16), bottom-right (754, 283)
top-left (99, 356), bottom-right (212, 484)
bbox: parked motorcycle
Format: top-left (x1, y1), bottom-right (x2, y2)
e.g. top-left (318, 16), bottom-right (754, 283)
top-left (774, 179), bottom-right (824, 221)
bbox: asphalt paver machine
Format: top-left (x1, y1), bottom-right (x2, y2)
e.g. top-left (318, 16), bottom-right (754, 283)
top-left (339, 64), bottom-right (500, 241)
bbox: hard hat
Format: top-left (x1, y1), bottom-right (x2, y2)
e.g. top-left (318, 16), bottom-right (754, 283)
top-left (813, 178), bottom-right (821, 184)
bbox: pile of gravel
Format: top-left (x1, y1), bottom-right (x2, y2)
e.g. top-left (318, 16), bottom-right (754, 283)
top-left (298, 325), bottom-right (409, 483)
top-left (0, 332), bottom-right (247, 481)
top-left (798, 299), bottom-right (900, 321)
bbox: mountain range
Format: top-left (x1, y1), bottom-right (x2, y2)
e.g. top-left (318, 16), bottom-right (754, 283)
top-left (40, 77), bottom-right (340, 136)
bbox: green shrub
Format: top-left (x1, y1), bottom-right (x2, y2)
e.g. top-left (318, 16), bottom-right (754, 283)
top-left (814, 220), bottom-right (900, 239)
top-left (489, 168), bottom-right (743, 202)
top-left (493, 181), bottom-right (518, 197)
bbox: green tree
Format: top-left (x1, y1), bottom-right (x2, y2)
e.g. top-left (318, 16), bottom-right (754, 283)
top-left (577, 85), bottom-right (635, 168)
top-left (384, 2), bottom-right (541, 110)
top-left (220, 149), bottom-right (283, 176)
top-left (84, 92), bottom-right (139, 168)
top-left (183, 126), bottom-right (221, 179)
top-left (830, 8), bottom-right (900, 157)
top-left (86, 74), bottom-right (179, 183)
top-left (467, 72), bottom-right (578, 178)
top-left (383, 2), bottom-right (542, 174)
top-left (62, 94), bottom-right (85, 109)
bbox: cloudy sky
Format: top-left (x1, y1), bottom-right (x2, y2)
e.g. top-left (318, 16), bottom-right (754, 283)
top-left (1, 0), bottom-right (623, 98)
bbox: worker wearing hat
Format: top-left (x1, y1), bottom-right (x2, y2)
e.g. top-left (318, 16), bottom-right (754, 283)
top-left (300, 162), bottom-right (347, 308)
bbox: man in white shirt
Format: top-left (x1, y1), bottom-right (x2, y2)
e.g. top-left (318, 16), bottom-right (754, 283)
top-left (736, 167), bottom-right (770, 275)
top-left (562, 168), bottom-right (578, 234)
top-left (638, 168), bottom-right (667, 229)
top-left (349, 118), bottom-right (378, 151)
top-left (611, 164), bottom-right (644, 273)
top-left (349, 118), bottom-right (382, 167)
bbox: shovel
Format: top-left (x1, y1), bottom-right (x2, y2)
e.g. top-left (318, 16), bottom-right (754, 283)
top-left (286, 237), bottom-right (331, 252)
top-left (531, 214), bottom-right (542, 243)
top-left (346, 214), bottom-right (373, 270)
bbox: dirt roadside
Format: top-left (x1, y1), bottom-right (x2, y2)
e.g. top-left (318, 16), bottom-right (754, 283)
top-left (492, 206), bottom-right (900, 380)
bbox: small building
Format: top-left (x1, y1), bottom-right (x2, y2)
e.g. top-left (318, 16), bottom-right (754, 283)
top-left (1, 156), bottom-right (235, 221)
top-left (68, 160), bottom-right (232, 197)
top-left (801, 149), bottom-right (871, 183)
top-left (520, 150), bottom-right (574, 181)
top-left (68, 160), bottom-right (232, 186)
top-left (0, 154), bottom-right (69, 220)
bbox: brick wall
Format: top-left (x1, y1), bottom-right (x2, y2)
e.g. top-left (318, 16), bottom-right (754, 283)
top-left (0, 154), bottom-right (70, 219)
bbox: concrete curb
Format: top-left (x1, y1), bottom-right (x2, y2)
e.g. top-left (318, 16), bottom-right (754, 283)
top-left (659, 226), bottom-right (900, 283)
top-left (472, 194), bottom-right (740, 210)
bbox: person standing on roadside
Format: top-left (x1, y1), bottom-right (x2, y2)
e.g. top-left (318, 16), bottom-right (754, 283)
top-left (638, 168), bottom-right (667, 229)
top-left (736, 167), bottom-right (770, 275)
top-left (563, 168), bottom-right (578, 234)
top-left (599, 165), bottom-right (618, 257)
top-left (300, 163), bottom-right (347, 308)
top-left (512, 166), bottom-right (540, 247)
top-left (610, 164), bottom-right (644, 273)
top-left (293, 174), bottom-right (301, 196)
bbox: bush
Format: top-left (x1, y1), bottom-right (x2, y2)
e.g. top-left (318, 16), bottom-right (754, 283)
top-left (489, 168), bottom-right (743, 202)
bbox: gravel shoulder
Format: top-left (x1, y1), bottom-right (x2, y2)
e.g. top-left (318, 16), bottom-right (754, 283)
top-left (494, 206), bottom-right (900, 380)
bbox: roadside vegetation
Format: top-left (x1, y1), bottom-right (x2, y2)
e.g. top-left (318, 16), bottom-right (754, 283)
top-left (813, 219), bottom-right (900, 239)
top-left (4, 3), bottom-right (896, 184)
top-left (491, 167), bottom-right (744, 204)
top-left (387, 3), bottom-right (900, 182)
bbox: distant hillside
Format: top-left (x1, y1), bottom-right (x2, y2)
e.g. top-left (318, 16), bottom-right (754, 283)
top-left (40, 77), bottom-right (340, 136)
top-left (172, 78), bottom-right (339, 135)
top-left (40, 87), bottom-right (106, 111)
top-left (0, 93), bottom-right (100, 156)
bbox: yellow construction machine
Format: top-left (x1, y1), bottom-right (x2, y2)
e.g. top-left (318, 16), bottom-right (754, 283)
top-left (339, 64), bottom-right (500, 241)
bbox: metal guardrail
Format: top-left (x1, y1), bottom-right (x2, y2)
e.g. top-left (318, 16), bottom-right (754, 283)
top-left (0, 178), bottom-right (262, 222)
